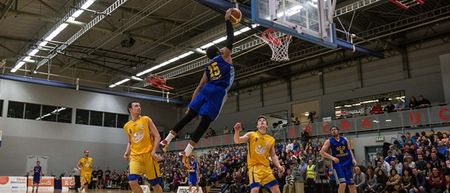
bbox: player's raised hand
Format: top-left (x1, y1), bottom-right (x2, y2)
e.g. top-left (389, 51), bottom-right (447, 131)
top-left (234, 122), bottom-right (242, 132)
top-left (225, 8), bottom-right (232, 20)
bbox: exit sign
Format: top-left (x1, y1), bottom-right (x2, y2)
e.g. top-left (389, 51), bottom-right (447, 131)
top-left (376, 136), bottom-right (385, 142)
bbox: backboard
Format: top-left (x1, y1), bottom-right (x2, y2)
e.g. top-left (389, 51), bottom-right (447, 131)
top-left (252, 0), bottom-right (337, 48)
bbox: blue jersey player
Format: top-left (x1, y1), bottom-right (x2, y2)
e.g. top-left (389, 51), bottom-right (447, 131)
top-left (32, 161), bottom-right (42, 193)
top-left (320, 126), bottom-right (357, 193)
top-left (160, 8), bottom-right (236, 166)
top-left (188, 154), bottom-right (200, 193)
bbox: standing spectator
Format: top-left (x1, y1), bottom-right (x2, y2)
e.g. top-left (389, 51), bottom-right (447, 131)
top-left (429, 168), bottom-right (445, 193)
top-left (283, 168), bottom-right (295, 193)
top-left (286, 140), bottom-right (294, 153)
top-left (296, 158), bottom-right (307, 181)
top-left (370, 103), bottom-right (383, 114)
top-left (353, 166), bottom-right (366, 193)
top-left (305, 159), bottom-right (316, 193)
top-left (411, 168), bottom-right (426, 193)
top-left (409, 96), bottom-right (419, 109)
top-left (73, 167), bottom-right (81, 192)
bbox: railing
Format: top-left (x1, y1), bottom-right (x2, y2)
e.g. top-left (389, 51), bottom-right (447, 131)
top-left (167, 105), bottom-right (450, 151)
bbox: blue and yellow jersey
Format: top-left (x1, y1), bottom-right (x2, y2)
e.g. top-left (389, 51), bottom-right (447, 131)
top-left (247, 131), bottom-right (275, 168)
top-left (124, 116), bottom-right (154, 155)
top-left (205, 55), bottom-right (234, 90)
top-left (329, 136), bottom-right (352, 167)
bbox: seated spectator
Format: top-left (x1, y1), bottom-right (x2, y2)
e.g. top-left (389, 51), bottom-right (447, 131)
top-left (353, 166), bottom-right (366, 193)
top-left (411, 168), bottom-right (426, 193)
top-left (370, 103), bottom-right (383, 114)
top-left (386, 169), bottom-right (401, 193)
top-left (374, 169), bottom-right (388, 192)
top-left (364, 167), bottom-right (376, 193)
top-left (417, 95), bottom-right (431, 108)
top-left (400, 169), bottom-right (413, 193)
top-left (429, 168), bottom-right (445, 193)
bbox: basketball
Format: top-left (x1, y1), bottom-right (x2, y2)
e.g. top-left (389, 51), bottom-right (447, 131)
top-left (229, 8), bottom-right (242, 24)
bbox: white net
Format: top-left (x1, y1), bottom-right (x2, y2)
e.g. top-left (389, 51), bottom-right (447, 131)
top-left (259, 29), bottom-right (292, 62)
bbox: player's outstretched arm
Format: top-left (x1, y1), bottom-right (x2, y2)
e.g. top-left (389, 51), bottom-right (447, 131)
top-left (221, 9), bottom-right (234, 60)
top-left (270, 145), bottom-right (284, 174)
top-left (233, 122), bottom-right (250, 144)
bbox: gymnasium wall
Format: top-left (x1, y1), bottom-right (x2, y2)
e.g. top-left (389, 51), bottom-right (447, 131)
top-left (211, 38), bottom-right (449, 132)
top-left (0, 79), bottom-right (178, 175)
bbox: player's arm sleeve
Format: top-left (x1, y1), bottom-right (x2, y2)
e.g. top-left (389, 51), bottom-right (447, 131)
top-left (225, 20), bottom-right (234, 50)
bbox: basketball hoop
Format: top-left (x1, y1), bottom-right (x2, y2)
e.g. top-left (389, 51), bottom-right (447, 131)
top-left (259, 29), bottom-right (292, 62)
top-left (146, 75), bottom-right (173, 103)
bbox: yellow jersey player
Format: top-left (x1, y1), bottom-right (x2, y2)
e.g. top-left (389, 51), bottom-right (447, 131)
top-left (77, 150), bottom-right (93, 193)
top-left (233, 115), bottom-right (285, 193)
top-left (123, 101), bottom-right (163, 193)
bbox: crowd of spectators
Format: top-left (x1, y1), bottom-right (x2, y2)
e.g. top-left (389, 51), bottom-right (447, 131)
top-left (158, 128), bottom-right (450, 193)
top-left (357, 130), bottom-right (450, 193)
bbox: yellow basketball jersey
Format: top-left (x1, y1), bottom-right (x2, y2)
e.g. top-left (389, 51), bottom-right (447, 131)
top-left (79, 157), bottom-right (93, 173)
top-left (124, 116), bottom-right (153, 155)
top-left (247, 131), bottom-right (275, 168)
